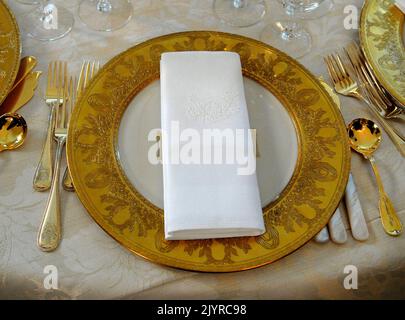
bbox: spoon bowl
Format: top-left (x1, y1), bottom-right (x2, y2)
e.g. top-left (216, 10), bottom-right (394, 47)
top-left (347, 118), bottom-right (382, 158)
top-left (0, 113), bottom-right (28, 152)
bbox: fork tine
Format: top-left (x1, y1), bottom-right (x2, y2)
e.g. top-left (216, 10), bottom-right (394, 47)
top-left (47, 62), bottom-right (52, 90)
top-left (324, 56), bottom-right (333, 81)
top-left (77, 61), bottom-right (87, 97)
top-left (66, 77), bottom-right (74, 128)
top-left (83, 61), bottom-right (91, 89)
top-left (344, 46), bottom-right (360, 76)
top-left (90, 61), bottom-right (95, 79)
top-left (68, 76), bottom-right (76, 126)
top-left (330, 53), bottom-right (346, 82)
top-left (53, 61), bottom-right (58, 88)
top-left (349, 42), bottom-right (374, 80)
top-left (54, 98), bottom-right (60, 128)
top-left (92, 60), bottom-right (100, 79)
top-left (324, 55), bottom-right (340, 85)
top-left (63, 61), bottom-right (68, 89)
top-left (345, 47), bottom-right (372, 92)
top-left (58, 61), bottom-right (63, 92)
top-left (57, 62), bottom-right (62, 103)
top-left (328, 54), bottom-right (344, 82)
top-left (60, 76), bottom-right (68, 128)
top-left (335, 53), bottom-right (351, 80)
top-left (55, 84), bottom-right (62, 127)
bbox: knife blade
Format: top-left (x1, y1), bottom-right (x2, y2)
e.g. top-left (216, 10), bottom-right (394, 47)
top-left (10, 56), bottom-right (38, 93)
top-left (0, 71), bottom-right (42, 114)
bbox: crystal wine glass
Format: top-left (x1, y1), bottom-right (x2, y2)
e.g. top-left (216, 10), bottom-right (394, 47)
top-left (213, 0), bottom-right (266, 27)
top-left (78, 0), bottom-right (133, 32)
top-left (260, 0), bottom-right (312, 59)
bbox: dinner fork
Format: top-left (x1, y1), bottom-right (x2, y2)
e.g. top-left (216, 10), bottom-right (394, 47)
top-left (344, 42), bottom-right (405, 120)
top-left (324, 53), bottom-right (405, 157)
top-left (37, 77), bottom-right (73, 252)
top-left (33, 61), bottom-right (68, 191)
top-left (62, 61), bottom-right (100, 191)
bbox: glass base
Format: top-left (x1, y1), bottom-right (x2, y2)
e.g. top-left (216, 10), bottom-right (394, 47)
top-left (260, 21), bottom-right (312, 59)
top-left (78, 0), bottom-right (133, 32)
top-left (213, 0), bottom-right (266, 27)
top-left (23, 5), bottom-right (74, 41)
top-left (289, 0), bottom-right (335, 20)
top-left (14, 0), bottom-right (40, 4)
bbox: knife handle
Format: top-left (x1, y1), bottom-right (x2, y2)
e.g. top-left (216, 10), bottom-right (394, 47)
top-left (33, 105), bottom-right (56, 191)
top-left (314, 227), bottom-right (330, 243)
top-left (328, 204), bottom-right (348, 244)
top-left (345, 173), bottom-right (369, 241)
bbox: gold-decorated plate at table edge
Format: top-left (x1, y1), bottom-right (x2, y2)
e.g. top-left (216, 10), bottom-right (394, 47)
top-left (67, 31), bottom-right (350, 272)
top-left (360, 0), bottom-right (405, 106)
top-left (0, 0), bottom-right (21, 105)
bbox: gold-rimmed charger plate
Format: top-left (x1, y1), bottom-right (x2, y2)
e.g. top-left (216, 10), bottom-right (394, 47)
top-left (67, 31), bottom-right (350, 272)
top-left (0, 0), bottom-right (21, 105)
top-left (360, 0), bottom-right (405, 106)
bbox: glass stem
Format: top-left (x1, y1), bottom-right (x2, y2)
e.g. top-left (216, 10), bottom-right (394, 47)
top-left (280, 1), bottom-right (298, 41)
top-left (97, 0), bottom-right (113, 13)
top-left (233, 0), bottom-right (247, 9)
top-left (39, 0), bottom-right (52, 22)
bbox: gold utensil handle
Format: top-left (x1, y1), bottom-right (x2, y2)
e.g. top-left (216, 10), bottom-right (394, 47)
top-left (62, 166), bottom-right (74, 191)
top-left (37, 137), bottom-right (66, 251)
top-left (33, 105), bottom-right (56, 191)
top-left (366, 101), bottom-right (405, 157)
top-left (369, 157), bottom-right (403, 236)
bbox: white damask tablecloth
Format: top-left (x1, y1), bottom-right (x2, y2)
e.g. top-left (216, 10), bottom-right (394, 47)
top-left (1, 0), bottom-right (404, 299)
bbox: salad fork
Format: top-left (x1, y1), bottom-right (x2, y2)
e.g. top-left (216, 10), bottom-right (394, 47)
top-left (37, 77), bottom-right (73, 252)
top-left (62, 61), bottom-right (100, 191)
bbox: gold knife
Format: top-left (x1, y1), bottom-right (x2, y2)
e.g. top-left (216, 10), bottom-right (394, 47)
top-left (10, 56), bottom-right (38, 92)
top-left (0, 71), bottom-right (42, 114)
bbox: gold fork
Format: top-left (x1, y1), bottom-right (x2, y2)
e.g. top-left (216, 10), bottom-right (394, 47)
top-left (324, 53), bottom-right (405, 157)
top-left (37, 77), bottom-right (73, 252)
top-left (344, 42), bottom-right (404, 120)
top-left (62, 61), bottom-right (100, 191)
top-left (33, 61), bottom-right (68, 191)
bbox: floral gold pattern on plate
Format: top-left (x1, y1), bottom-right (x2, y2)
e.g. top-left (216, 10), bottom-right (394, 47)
top-left (360, 0), bottom-right (405, 106)
top-left (0, 1), bottom-right (21, 105)
top-left (67, 31), bottom-right (350, 272)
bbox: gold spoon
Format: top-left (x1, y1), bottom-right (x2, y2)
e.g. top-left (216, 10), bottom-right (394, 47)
top-left (0, 113), bottom-right (27, 152)
top-left (348, 118), bottom-right (403, 236)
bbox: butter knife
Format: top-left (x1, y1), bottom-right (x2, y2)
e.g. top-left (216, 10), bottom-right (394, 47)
top-left (0, 71), bottom-right (42, 114)
top-left (10, 56), bottom-right (38, 92)
top-left (328, 203), bottom-right (348, 244)
top-left (314, 78), bottom-right (368, 243)
top-left (345, 174), bottom-right (369, 241)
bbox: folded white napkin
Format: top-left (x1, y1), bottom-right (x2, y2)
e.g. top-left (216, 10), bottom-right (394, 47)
top-left (396, 0), bottom-right (405, 12)
top-left (160, 51), bottom-right (265, 240)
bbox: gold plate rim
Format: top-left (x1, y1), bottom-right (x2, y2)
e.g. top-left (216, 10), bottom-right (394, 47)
top-left (360, 0), bottom-right (405, 106)
top-left (0, 0), bottom-right (21, 105)
top-left (67, 31), bottom-right (350, 272)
